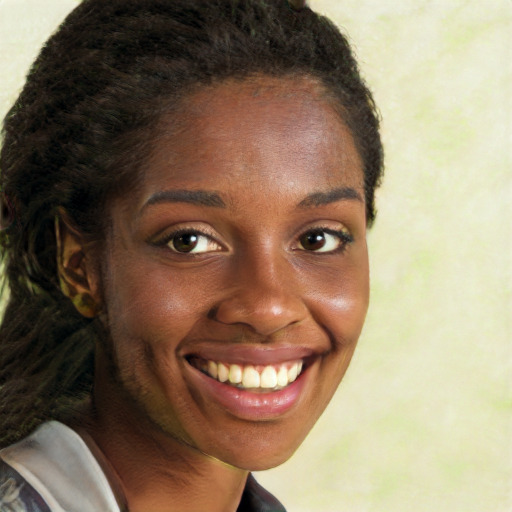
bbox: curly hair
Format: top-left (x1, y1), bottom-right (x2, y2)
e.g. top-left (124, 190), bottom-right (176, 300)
top-left (0, 0), bottom-right (383, 446)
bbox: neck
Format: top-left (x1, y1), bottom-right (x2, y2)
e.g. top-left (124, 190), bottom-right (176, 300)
top-left (75, 376), bottom-right (249, 512)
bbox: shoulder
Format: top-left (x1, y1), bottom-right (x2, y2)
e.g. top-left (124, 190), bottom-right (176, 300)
top-left (0, 421), bottom-right (120, 512)
top-left (1, 422), bottom-right (285, 512)
top-left (237, 474), bottom-right (287, 512)
top-left (0, 458), bottom-right (51, 512)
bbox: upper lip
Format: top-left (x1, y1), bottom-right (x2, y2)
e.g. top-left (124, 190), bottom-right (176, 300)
top-left (181, 343), bottom-right (323, 366)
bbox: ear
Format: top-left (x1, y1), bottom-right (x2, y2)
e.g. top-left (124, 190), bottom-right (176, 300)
top-left (55, 210), bottom-right (102, 318)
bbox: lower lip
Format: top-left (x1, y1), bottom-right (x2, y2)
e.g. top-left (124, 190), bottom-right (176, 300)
top-left (185, 364), bottom-right (308, 421)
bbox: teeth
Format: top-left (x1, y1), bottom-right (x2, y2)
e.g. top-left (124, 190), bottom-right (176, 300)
top-left (228, 364), bottom-right (243, 384)
top-left (218, 363), bottom-right (229, 383)
top-left (287, 364), bottom-right (298, 382)
top-left (260, 366), bottom-right (278, 388)
top-left (196, 358), bottom-right (305, 391)
top-left (277, 365), bottom-right (289, 387)
top-left (242, 366), bottom-right (260, 388)
top-left (207, 360), bottom-right (218, 380)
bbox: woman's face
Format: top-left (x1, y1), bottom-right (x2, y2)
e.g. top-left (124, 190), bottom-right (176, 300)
top-left (96, 76), bottom-right (369, 470)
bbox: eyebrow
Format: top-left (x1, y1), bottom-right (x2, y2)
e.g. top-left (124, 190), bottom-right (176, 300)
top-left (141, 189), bottom-right (226, 212)
top-left (298, 187), bottom-right (363, 208)
top-left (140, 185), bottom-right (362, 215)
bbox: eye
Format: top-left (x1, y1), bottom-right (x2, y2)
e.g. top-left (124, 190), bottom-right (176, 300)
top-left (297, 228), bottom-right (353, 253)
top-left (166, 230), bottom-right (223, 254)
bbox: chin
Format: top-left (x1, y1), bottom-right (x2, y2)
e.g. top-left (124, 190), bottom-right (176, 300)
top-left (213, 440), bottom-right (303, 472)
top-left (201, 412), bottom-right (321, 472)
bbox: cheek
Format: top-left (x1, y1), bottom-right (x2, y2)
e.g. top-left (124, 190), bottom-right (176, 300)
top-left (302, 252), bottom-right (369, 414)
top-left (101, 253), bottom-right (221, 353)
top-left (99, 254), bottom-right (222, 427)
top-left (304, 250), bottom-right (370, 345)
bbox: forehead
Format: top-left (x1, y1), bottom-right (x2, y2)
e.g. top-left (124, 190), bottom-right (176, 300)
top-left (138, 75), bottom-right (364, 205)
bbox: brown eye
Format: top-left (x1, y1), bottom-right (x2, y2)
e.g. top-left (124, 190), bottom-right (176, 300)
top-left (297, 229), bottom-right (352, 253)
top-left (171, 232), bottom-right (199, 253)
top-left (166, 230), bottom-right (223, 254)
top-left (300, 230), bottom-right (327, 251)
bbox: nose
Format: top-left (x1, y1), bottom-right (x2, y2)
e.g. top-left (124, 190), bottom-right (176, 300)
top-left (212, 251), bottom-right (308, 336)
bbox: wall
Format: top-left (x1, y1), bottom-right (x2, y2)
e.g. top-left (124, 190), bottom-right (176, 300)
top-left (1, 1), bottom-right (510, 510)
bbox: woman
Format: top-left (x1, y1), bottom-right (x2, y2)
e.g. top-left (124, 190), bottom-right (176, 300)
top-left (0, 0), bottom-right (383, 510)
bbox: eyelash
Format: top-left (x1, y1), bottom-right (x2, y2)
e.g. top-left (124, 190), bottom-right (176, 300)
top-left (154, 227), bottom-right (223, 255)
top-left (153, 226), bottom-right (353, 255)
top-left (296, 227), bottom-right (354, 254)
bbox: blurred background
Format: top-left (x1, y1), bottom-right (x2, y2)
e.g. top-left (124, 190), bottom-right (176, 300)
top-left (1, 1), bottom-right (510, 511)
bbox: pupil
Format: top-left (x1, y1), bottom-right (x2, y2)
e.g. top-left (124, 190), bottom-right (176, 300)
top-left (174, 233), bottom-right (198, 252)
top-left (302, 231), bottom-right (325, 250)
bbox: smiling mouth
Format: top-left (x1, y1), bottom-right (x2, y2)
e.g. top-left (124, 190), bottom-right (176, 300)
top-left (187, 356), bottom-right (305, 392)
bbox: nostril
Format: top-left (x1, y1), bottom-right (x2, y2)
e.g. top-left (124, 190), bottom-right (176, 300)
top-left (207, 305), bottom-right (219, 320)
top-left (210, 293), bottom-right (307, 337)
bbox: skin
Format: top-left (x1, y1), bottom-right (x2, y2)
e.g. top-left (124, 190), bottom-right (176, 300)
top-left (59, 75), bottom-right (369, 512)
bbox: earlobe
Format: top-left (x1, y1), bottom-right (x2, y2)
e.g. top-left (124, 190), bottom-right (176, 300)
top-left (55, 211), bottom-right (101, 318)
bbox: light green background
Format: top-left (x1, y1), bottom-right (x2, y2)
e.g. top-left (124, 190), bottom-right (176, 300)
top-left (1, 1), bottom-right (511, 511)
